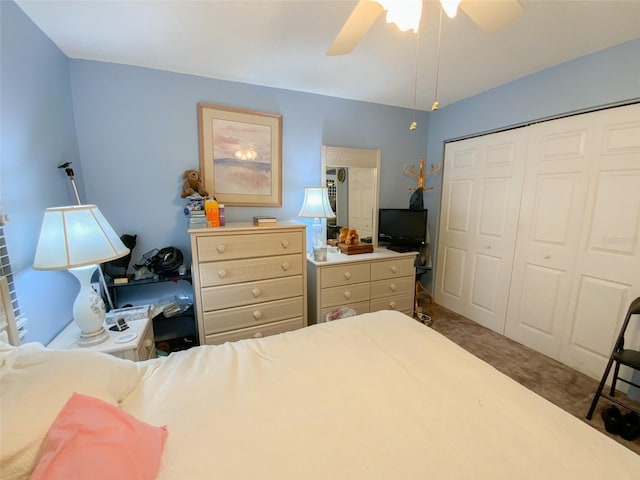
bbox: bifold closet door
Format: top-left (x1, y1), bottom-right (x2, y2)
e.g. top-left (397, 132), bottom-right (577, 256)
top-left (504, 103), bottom-right (640, 380)
top-left (558, 104), bottom-right (640, 379)
top-left (435, 129), bottom-right (526, 333)
top-left (503, 113), bottom-right (595, 358)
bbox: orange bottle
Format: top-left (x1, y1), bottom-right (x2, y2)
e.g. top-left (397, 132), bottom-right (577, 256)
top-left (205, 198), bottom-right (220, 227)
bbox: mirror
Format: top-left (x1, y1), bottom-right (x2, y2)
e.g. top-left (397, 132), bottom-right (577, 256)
top-left (321, 146), bottom-right (381, 246)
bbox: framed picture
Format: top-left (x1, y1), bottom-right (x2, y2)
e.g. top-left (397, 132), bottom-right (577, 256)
top-left (198, 102), bottom-right (282, 206)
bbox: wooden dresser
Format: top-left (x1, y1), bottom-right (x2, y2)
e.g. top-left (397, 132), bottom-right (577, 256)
top-left (307, 248), bottom-right (417, 324)
top-left (189, 222), bottom-right (307, 345)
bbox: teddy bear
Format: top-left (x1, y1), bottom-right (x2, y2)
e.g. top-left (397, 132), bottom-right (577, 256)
top-left (181, 169), bottom-right (209, 198)
top-left (345, 229), bottom-right (359, 245)
top-left (338, 227), bottom-right (349, 244)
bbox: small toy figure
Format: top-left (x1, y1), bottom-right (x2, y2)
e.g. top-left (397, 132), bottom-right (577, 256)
top-left (181, 169), bottom-right (208, 198)
top-left (338, 227), bottom-right (349, 243)
top-left (345, 229), bottom-right (359, 245)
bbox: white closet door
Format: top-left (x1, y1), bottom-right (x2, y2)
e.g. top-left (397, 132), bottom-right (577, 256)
top-left (436, 129), bottom-right (526, 333)
top-left (559, 104), bottom-right (640, 378)
top-left (504, 114), bottom-right (595, 357)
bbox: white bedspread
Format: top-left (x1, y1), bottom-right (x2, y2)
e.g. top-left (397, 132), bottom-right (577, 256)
top-left (119, 311), bottom-right (640, 479)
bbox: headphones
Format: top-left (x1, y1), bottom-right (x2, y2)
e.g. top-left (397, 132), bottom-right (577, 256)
top-left (151, 247), bottom-right (184, 274)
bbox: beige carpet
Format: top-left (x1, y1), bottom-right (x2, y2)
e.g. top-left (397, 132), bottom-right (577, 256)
top-left (422, 302), bottom-right (640, 455)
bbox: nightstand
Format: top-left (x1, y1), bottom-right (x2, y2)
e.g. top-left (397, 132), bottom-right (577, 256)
top-left (47, 316), bottom-right (156, 361)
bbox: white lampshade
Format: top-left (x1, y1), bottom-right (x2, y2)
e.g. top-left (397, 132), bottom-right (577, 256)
top-left (33, 204), bottom-right (129, 347)
top-left (33, 205), bottom-right (129, 270)
top-left (298, 187), bottom-right (336, 219)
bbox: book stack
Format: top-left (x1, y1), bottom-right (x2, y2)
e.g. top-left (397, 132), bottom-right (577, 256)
top-left (253, 216), bottom-right (277, 226)
top-left (189, 209), bottom-right (207, 228)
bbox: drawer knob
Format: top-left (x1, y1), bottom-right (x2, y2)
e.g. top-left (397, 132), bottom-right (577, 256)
top-left (254, 332), bottom-right (263, 338)
top-left (344, 271), bottom-right (351, 280)
top-left (252, 310), bottom-right (263, 320)
top-left (216, 244), bottom-right (227, 254)
top-left (390, 266), bottom-right (398, 274)
top-left (281, 240), bottom-right (289, 248)
top-left (218, 269), bottom-right (228, 279)
top-left (144, 339), bottom-right (153, 348)
top-left (252, 288), bottom-right (261, 298)
top-left (343, 291), bottom-right (351, 299)
top-left (544, 254), bottom-right (551, 259)
top-left (281, 262), bottom-right (290, 271)
top-left (390, 284), bottom-right (396, 292)
top-left (389, 301), bottom-right (397, 309)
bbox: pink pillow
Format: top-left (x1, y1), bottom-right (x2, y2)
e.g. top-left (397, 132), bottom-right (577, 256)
top-left (31, 392), bottom-right (168, 479)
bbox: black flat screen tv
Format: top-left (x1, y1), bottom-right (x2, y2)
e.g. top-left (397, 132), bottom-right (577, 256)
top-left (378, 208), bottom-right (428, 252)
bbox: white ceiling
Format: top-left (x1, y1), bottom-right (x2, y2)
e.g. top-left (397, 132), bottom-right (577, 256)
top-left (15, 0), bottom-right (640, 110)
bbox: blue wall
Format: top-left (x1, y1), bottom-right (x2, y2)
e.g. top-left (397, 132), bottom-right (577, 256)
top-left (425, 38), bottom-right (640, 286)
top-left (68, 61), bottom-right (429, 263)
top-left (0, 0), bottom-right (83, 344)
top-left (1, 1), bottom-right (428, 344)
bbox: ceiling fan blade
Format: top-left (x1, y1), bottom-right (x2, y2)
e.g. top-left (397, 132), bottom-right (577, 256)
top-left (460, 0), bottom-right (523, 34)
top-left (326, 0), bottom-right (384, 56)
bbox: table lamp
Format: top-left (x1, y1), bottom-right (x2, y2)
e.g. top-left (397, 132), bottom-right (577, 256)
top-left (298, 187), bottom-right (335, 261)
top-left (33, 205), bottom-right (130, 346)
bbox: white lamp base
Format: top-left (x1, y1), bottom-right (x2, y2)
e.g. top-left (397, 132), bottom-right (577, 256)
top-left (69, 265), bottom-right (109, 347)
top-left (78, 327), bottom-right (110, 347)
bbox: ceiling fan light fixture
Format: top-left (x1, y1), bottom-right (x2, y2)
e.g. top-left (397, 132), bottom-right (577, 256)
top-left (376, 0), bottom-right (423, 33)
top-left (440, 0), bottom-right (462, 19)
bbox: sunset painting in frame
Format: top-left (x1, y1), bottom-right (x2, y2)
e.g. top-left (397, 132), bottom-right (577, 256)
top-left (198, 103), bottom-right (282, 206)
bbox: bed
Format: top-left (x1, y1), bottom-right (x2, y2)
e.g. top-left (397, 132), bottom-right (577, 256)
top-left (1, 282), bottom-right (639, 478)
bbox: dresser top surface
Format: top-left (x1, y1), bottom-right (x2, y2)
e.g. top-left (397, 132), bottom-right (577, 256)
top-left (307, 247), bottom-right (417, 266)
top-left (189, 221), bottom-right (305, 235)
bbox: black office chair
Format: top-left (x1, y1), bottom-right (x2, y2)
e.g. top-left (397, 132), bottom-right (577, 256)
top-left (586, 296), bottom-right (640, 420)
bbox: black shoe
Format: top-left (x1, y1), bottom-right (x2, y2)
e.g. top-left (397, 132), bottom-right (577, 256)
top-left (620, 412), bottom-right (640, 441)
top-left (601, 406), bottom-right (623, 434)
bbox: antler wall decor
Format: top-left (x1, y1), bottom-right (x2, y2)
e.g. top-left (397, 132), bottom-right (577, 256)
top-left (403, 157), bottom-right (442, 192)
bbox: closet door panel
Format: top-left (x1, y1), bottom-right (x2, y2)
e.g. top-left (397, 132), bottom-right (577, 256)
top-left (504, 115), bottom-right (595, 356)
top-left (517, 264), bottom-right (564, 335)
top-left (560, 104), bottom-right (640, 378)
top-left (440, 246), bottom-right (467, 303)
top-left (565, 276), bottom-right (632, 376)
top-left (466, 173), bottom-right (521, 332)
top-left (437, 130), bottom-right (525, 333)
top-left (436, 148), bottom-right (477, 313)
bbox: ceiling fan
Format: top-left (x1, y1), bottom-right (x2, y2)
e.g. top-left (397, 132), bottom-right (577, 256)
top-left (327, 0), bottom-right (523, 56)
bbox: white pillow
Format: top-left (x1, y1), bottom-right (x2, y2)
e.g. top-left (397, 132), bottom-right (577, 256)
top-left (0, 342), bottom-right (147, 480)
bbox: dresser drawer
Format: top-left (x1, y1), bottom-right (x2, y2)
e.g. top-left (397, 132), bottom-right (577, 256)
top-left (320, 301), bottom-right (370, 322)
top-left (201, 276), bottom-right (303, 311)
top-left (205, 317), bottom-right (304, 345)
top-left (321, 263), bottom-right (370, 288)
top-left (204, 297), bottom-right (304, 334)
top-left (371, 258), bottom-right (415, 281)
top-left (370, 276), bottom-right (415, 300)
top-left (370, 293), bottom-right (414, 313)
top-left (199, 254), bottom-right (302, 287)
top-left (320, 283), bottom-right (370, 308)
top-left (197, 231), bottom-right (303, 261)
